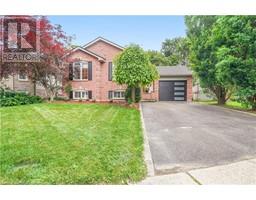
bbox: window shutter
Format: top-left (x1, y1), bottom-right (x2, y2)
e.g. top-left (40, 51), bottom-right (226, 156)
top-left (88, 61), bottom-right (92, 80)
top-left (69, 91), bottom-right (73, 99)
top-left (69, 63), bottom-right (73, 80)
top-left (108, 62), bottom-right (112, 81)
top-left (108, 91), bottom-right (113, 99)
top-left (88, 90), bottom-right (92, 99)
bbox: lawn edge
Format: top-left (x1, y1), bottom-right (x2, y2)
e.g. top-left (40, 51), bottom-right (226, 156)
top-left (139, 102), bottom-right (155, 177)
top-left (193, 101), bottom-right (256, 117)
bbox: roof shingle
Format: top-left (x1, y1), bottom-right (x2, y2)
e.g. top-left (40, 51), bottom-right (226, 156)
top-left (157, 65), bottom-right (192, 76)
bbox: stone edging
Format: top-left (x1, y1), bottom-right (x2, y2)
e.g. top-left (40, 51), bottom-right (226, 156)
top-left (139, 102), bottom-right (155, 177)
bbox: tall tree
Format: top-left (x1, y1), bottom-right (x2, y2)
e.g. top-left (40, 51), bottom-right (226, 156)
top-left (0, 16), bottom-right (71, 101)
top-left (146, 50), bottom-right (170, 66)
top-left (185, 15), bottom-right (232, 104)
top-left (211, 16), bottom-right (256, 110)
top-left (114, 44), bottom-right (159, 103)
top-left (161, 37), bottom-right (189, 65)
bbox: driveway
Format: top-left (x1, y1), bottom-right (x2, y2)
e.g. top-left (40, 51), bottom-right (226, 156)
top-left (141, 102), bottom-right (256, 174)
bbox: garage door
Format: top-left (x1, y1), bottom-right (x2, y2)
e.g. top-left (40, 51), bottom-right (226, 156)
top-left (159, 80), bottom-right (187, 101)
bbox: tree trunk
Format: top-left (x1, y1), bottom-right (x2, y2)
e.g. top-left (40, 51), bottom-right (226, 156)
top-left (215, 86), bottom-right (227, 105)
top-left (33, 81), bottom-right (36, 96)
top-left (250, 96), bottom-right (256, 111)
top-left (131, 87), bottom-right (136, 103)
top-left (252, 104), bottom-right (256, 111)
top-left (50, 95), bottom-right (54, 102)
top-left (217, 96), bottom-right (226, 105)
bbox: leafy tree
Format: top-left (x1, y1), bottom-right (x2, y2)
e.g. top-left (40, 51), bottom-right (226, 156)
top-left (146, 50), bottom-right (170, 66)
top-left (211, 16), bottom-right (256, 110)
top-left (185, 16), bottom-right (233, 104)
top-left (161, 37), bottom-right (189, 65)
top-left (114, 44), bottom-right (159, 103)
top-left (0, 16), bottom-right (71, 101)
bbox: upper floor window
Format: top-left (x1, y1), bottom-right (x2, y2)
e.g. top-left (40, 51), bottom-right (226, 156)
top-left (18, 71), bottom-right (28, 81)
top-left (73, 61), bottom-right (88, 80)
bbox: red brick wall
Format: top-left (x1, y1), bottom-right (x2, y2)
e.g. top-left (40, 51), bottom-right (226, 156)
top-left (65, 42), bottom-right (126, 101)
top-left (86, 41), bottom-right (126, 101)
top-left (186, 76), bottom-right (193, 101)
top-left (141, 80), bottom-right (159, 101)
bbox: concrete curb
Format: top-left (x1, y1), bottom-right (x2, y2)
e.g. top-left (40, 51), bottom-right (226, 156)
top-left (139, 102), bottom-right (155, 177)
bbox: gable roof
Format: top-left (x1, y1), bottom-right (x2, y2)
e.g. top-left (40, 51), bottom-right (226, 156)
top-left (63, 47), bottom-right (106, 61)
top-left (157, 65), bottom-right (192, 76)
top-left (83, 37), bottom-right (124, 50)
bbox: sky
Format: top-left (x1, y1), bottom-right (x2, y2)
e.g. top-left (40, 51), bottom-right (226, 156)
top-left (48, 16), bottom-right (186, 51)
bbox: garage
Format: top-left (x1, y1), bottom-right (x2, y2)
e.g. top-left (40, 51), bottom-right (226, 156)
top-left (157, 66), bottom-right (193, 102)
top-left (159, 80), bottom-right (187, 101)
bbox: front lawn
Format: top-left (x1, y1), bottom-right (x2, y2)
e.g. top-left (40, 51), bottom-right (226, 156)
top-left (0, 103), bottom-right (146, 184)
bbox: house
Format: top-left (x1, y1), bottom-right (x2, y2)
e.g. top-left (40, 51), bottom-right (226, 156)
top-left (0, 73), bottom-right (48, 97)
top-left (1, 37), bottom-right (193, 102)
top-left (193, 82), bottom-right (215, 101)
top-left (64, 37), bottom-right (193, 102)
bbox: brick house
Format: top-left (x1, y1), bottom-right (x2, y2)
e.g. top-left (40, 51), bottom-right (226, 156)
top-left (1, 37), bottom-right (193, 102)
top-left (64, 37), bottom-right (192, 102)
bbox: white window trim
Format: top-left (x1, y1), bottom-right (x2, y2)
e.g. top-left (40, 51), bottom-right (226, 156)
top-left (73, 61), bottom-right (88, 81)
top-left (18, 73), bottom-right (28, 81)
top-left (112, 90), bottom-right (125, 100)
top-left (73, 90), bottom-right (88, 100)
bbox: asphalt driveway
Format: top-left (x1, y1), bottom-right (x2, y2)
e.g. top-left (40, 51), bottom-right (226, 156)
top-left (141, 102), bottom-right (256, 174)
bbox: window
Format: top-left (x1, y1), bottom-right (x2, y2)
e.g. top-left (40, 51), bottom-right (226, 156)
top-left (73, 61), bottom-right (88, 80)
top-left (174, 92), bottom-right (185, 96)
top-left (174, 82), bottom-right (185, 86)
top-left (73, 91), bottom-right (88, 100)
top-left (174, 97), bottom-right (185, 101)
top-left (17, 90), bottom-right (29, 94)
top-left (112, 63), bottom-right (115, 76)
top-left (174, 87), bottom-right (185, 91)
top-left (18, 72), bottom-right (28, 81)
top-left (113, 90), bottom-right (125, 99)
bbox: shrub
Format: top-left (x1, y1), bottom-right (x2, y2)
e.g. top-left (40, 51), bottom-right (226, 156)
top-left (54, 96), bottom-right (68, 101)
top-left (125, 87), bottom-right (141, 104)
top-left (0, 88), bottom-right (43, 107)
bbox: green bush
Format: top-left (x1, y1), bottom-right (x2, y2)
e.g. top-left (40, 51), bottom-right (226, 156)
top-left (54, 96), bottom-right (68, 101)
top-left (0, 88), bottom-right (43, 107)
top-left (125, 87), bottom-right (141, 104)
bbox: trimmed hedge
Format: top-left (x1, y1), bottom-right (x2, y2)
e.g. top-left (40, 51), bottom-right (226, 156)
top-left (0, 89), bottom-right (43, 107)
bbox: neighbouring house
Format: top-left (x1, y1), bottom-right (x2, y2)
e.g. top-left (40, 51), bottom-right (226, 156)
top-left (0, 73), bottom-right (49, 97)
top-left (193, 82), bottom-right (215, 101)
top-left (1, 37), bottom-right (193, 102)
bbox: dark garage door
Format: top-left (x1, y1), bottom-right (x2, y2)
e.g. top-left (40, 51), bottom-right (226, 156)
top-left (159, 80), bottom-right (187, 101)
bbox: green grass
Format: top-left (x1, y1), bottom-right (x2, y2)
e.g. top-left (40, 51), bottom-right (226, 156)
top-left (0, 103), bottom-right (146, 184)
top-left (196, 100), bottom-right (251, 111)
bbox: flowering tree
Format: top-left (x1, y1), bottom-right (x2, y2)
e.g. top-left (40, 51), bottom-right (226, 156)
top-left (0, 16), bottom-right (72, 101)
